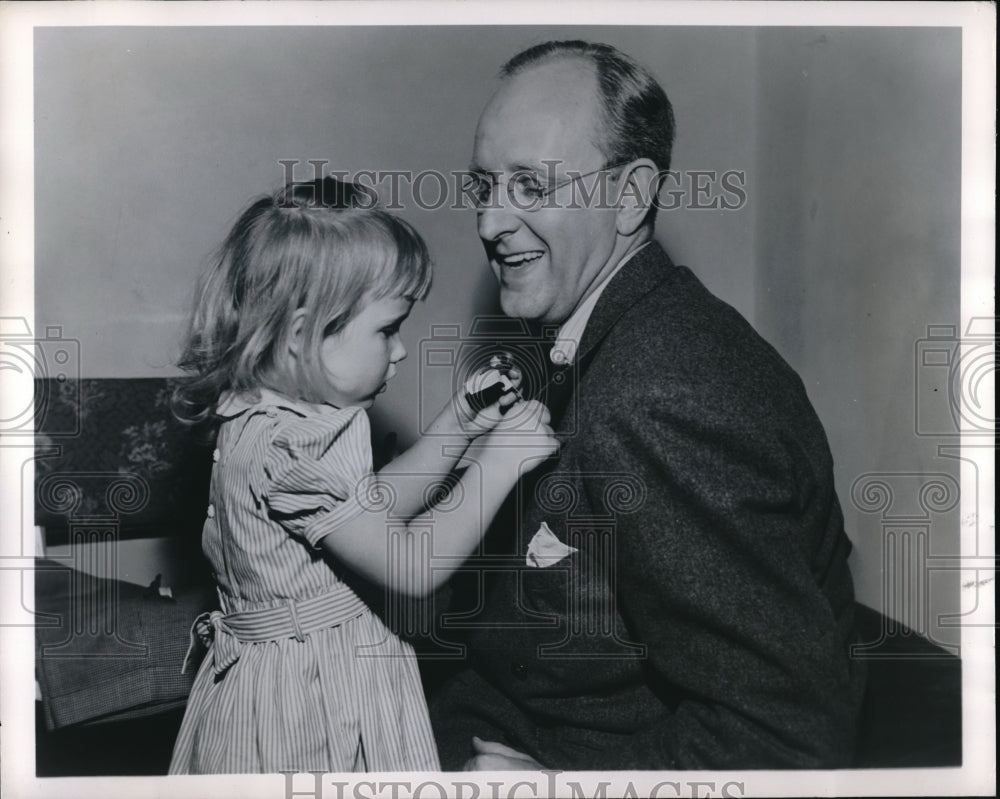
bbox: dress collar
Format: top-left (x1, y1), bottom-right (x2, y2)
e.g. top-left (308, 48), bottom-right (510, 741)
top-left (215, 388), bottom-right (347, 420)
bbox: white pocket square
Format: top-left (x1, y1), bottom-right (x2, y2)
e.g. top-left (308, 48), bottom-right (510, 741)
top-left (526, 522), bottom-right (578, 568)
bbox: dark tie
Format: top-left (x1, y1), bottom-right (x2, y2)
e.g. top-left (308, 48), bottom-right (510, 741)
top-left (539, 346), bottom-right (575, 431)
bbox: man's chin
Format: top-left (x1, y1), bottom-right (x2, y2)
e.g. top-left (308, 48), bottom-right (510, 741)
top-left (500, 291), bottom-right (550, 323)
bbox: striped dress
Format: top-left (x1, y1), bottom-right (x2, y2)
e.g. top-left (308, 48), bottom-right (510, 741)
top-left (169, 389), bottom-right (440, 774)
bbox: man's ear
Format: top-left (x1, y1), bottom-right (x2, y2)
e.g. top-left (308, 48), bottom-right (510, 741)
top-left (615, 159), bottom-right (658, 236)
top-left (287, 308), bottom-right (308, 359)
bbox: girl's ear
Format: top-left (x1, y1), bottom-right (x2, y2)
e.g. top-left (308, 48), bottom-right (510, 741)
top-left (287, 308), bottom-right (308, 359)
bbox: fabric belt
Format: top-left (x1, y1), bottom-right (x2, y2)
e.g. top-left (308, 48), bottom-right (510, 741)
top-left (182, 586), bottom-right (369, 675)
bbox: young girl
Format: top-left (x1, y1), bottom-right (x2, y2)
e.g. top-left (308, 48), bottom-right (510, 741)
top-left (168, 176), bottom-right (557, 774)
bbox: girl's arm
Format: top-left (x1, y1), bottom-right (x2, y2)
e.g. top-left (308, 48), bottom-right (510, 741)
top-left (371, 400), bottom-right (490, 518)
top-left (370, 374), bottom-right (521, 516)
top-left (364, 363), bottom-right (523, 518)
top-left (316, 398), bottom-right (557, 596)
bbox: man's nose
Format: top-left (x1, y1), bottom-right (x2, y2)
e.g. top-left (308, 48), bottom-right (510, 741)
top-left (476, 189), bottom-right (520, 243)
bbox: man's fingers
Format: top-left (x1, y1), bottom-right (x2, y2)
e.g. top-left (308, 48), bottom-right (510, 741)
top-left (471, 736), bottom-right (523, 756)
top-left (464, 738), bottom-right (543, 771)
top-left (463, 754), bottom-right (521, 771)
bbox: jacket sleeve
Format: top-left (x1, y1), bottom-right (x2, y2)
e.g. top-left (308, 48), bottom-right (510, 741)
top-left (550, 385), bottom-right (864, 770)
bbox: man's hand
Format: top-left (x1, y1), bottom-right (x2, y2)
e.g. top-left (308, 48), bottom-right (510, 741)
top-left (463, 736), bottom-right (544, 771)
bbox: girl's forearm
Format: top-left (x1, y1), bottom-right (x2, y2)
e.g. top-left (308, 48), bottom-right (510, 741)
top-left (384, 435), bottom-right (557, 596)
top-left (316, 400), bottom-right (555, 596)
top-left (388, 455), bottom-right (520, 596)
top-left (373, 407), bottom-right (471, 520)
top-left (317, 448), bottom-right (519, 597)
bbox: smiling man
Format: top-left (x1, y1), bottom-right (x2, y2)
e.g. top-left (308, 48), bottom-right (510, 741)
top-left (430, 40), bottom-right (866, 771)
top-left (470, 54), bottom-right (646, 327)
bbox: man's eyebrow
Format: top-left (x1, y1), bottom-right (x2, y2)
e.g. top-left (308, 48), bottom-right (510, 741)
top-left (467, 161), bottom-right (550, 174)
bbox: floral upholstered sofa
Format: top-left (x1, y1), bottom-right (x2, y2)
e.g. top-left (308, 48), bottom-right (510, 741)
top-left (33, 377), bottom-right (216, 775)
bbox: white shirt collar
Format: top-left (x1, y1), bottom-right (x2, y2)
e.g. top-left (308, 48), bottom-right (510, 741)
top-left (550, 242), bottom-right (650, 366)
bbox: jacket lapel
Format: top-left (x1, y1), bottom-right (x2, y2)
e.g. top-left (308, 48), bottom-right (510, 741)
top-left (575, 241), bottom-right (675, 372)
top-left (538, 242), bottom-right (675, 434)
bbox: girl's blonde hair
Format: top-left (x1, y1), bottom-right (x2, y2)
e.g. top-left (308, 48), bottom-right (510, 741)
top-left (174, 177), bottom-right (432, 424)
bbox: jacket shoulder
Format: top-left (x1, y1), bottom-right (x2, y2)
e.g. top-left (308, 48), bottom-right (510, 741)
top-left (588, 262), bottom-right (823, 439)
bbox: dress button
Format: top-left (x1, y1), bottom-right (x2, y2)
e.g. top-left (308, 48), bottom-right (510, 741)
top-left (206, 504), bottom-right (216, 519)
top-left (511, 661), bottom-right (528, 680)
top-left (212, 448), bottom-right (220, 463)
top-left (265, 406), bottom-right (278, 418)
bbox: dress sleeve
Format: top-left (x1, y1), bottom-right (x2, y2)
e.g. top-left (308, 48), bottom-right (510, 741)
top-left (261, 407), bottom-right (374, 548)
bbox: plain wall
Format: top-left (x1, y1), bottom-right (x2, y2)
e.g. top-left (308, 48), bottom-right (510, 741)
top-left (34, 26), bottom-right (960, 644)
top-left (754, 28), bottom-right (962, 647)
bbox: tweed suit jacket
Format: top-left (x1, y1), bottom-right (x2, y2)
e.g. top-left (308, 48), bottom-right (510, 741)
top-left (430, 242), bottom-right (865, 770)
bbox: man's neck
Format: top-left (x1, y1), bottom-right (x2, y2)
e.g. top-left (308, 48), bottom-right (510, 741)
top-left (574, 227), bottom-right (653, 312)
top-left (547, 232), bottom-right (654, 367)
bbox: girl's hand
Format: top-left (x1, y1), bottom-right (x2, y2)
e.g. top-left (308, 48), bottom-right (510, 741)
top-left (454, 357), bottom-right (523, 438)
top-left (480, 399), bottom-right (559, 471)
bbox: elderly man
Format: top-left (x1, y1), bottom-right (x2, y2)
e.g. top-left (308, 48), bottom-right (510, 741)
top-left (431, 40), bottom-right (865, 771)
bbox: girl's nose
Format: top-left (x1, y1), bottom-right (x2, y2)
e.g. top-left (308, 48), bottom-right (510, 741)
top-left (391, 338), bottom-right (407, 364)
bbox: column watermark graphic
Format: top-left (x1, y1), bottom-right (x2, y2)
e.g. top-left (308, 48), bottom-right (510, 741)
top-left (849, 317), bottom-right (996, 656)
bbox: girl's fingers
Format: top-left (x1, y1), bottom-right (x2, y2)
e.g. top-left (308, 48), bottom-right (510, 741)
top-left (497, 388), bottom-right (521, 408)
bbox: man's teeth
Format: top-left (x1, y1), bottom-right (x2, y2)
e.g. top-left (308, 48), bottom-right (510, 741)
top-left (501, 251), bottom-right (543, 266)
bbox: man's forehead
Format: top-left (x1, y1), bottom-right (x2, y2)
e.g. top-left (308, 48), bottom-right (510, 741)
top-left (473, 58), bottom-right (604, 170)
top-left (491, 57), bottom-right (598, 110)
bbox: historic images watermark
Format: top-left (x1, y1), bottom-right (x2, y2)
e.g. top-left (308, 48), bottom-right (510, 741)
top-left (278, 160), bottom-right (748, 213)
top-left (284, 771), bottom-right (747, 799)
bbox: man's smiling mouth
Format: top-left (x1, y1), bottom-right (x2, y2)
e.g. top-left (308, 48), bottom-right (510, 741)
top-left (498, 250), bottom-right (544, 268)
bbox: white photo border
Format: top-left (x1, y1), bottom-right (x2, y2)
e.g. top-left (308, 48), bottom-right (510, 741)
top-left (1, 2), bottom-right (994, 798)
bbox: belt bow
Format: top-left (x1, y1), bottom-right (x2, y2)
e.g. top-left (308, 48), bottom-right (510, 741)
top-left (182, 610), bottom-right (243, 676)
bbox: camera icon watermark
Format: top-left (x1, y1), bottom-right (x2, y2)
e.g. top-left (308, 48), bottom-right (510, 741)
top-left (914, 317), bottom-right (995, 437)
top-left (0, 317), bottom-right (81, 437)
top-left (417, 316), bottom-right (577, 436)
